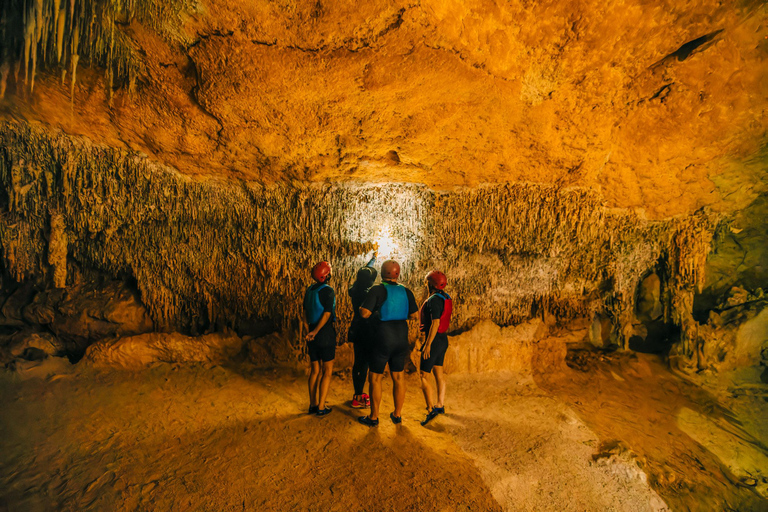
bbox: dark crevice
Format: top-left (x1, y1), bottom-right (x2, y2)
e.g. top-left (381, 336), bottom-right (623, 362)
top-left (651, 29), bottom-right (724, 69)
top-left (667, 29), bottom-right (724, 62)
top-left (650, 83), bottom-right (673, 102)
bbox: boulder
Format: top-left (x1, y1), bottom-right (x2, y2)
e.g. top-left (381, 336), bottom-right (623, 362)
top-left (0, 275), bottom-right (154, 358)
top-left (731, 308), bottom-right (768, 368)
top-left (432, 319), bottom-right (548, 374)
top-left (49, 280), bottom-right (154, 344)
top-left (84, 331), bottom-right (244, 369)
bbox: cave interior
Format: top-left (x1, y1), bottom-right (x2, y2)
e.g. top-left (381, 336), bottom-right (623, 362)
top-left (0, 1), bottom-right (767, 511)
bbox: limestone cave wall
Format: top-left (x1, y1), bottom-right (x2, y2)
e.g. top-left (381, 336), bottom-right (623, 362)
top-left (0, 120), bottom-right (720, 361)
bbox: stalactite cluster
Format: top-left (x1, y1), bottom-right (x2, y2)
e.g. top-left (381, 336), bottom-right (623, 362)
top-left (0, 0), bottom-right (194, 99)
top-left (0, 120), bottom-right (718, 354)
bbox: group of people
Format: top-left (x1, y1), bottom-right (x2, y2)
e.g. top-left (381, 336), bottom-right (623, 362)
top-left (302, 255), bottom-right (452, 426)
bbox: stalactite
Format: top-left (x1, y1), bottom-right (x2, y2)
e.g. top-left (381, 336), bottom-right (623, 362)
top-left (1, 0), bottom-right (195, 96)
top-left (23, 4), bottom-right (34, 85)
top-left (47, 212), bottom-right (67, 287)
top-left (69, 18), bottom-right (78, 101)
top-left (0, 61), bottom-right (9, 99)
top-left (55, 0), bottom-right (65, 63)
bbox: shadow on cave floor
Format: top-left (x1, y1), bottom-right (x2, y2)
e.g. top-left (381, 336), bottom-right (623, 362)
top-left (534, 347), bottom-right (768, 512)
top-left (0, 362), bottom-right (676, 512)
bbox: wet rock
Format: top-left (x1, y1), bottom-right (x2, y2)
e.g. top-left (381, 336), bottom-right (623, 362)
top-left (731, 308), bottom-right (768, 368)
top-left (636, 273), bottom-right (663, 322)
top-left (21, 290), bottom-right (59, 325)
top-left (589, 313), bottom-right (612, 348)
top-left (0, 283), bottom-right (37, 327)
top-left (10, 330), bottom-right (63, 358)
top-left (84, 331), bottom-right (244, 369)
top-left (20, 346), bottom-right (47, 361)
top-left (11, 356), bottom-right (73, 380)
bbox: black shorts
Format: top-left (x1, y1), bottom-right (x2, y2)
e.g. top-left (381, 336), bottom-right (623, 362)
top-left (369, 341), bottom-right (409, 373)
top-left (307, 343), bottom-right (335, 363)
top-left (420, 334), bottom-right (448, 373)
top-left (369, 320), bottom-right (410, 374)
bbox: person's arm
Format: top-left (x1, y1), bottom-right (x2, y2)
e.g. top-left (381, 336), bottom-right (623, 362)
top-left (422, 319), bottom-right (441, 359)
top-left (359, 285), bottom-right (380, 320)
top-left (366, 251), bottom-right (377, 268)
top-left (306, 312), bottom-right (331, 341)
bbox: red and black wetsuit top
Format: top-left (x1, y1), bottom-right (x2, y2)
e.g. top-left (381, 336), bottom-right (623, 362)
top-left (419, 291), bottom-right (452, 334)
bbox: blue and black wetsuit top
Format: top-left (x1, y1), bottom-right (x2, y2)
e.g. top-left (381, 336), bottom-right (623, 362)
top-left (304, 283), bottom-right (336, 346)
top-left (361, 280), bottom-right (418, 349)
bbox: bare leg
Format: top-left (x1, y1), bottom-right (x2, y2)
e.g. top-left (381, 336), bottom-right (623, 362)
top-left (318, 360), bottom-right (334, 409)
top-left (368, 372), bottom-right (383, 421)
top-left (433, 366), bottom-right (446, 408)
top-left (420, 370), bottom-right (435, 410)
top-left (308, 361), bottom-right (321, 407)
top-left (391, 371), bottom-right (406, 418)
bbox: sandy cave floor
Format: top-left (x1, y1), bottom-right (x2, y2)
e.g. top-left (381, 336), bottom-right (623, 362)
top-left (0, 353), bottom-right (766, 512)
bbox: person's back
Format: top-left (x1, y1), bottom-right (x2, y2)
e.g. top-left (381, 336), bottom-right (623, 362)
top-left (303, 261), bottom-right (337, 417)
top-left (358, 260), bottom-right (418, 426)
top-left (304, 281), bottom-right (336, 346)
top-left (347, 257), bottom-right (377, 408)
top-left (418, 270), bottom-right (453, 426)
top-left (366, 280), bottom-right (412, 351)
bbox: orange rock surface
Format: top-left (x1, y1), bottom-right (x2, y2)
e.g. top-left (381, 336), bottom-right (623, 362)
top-left (2, 0), bottom-right (766, 218)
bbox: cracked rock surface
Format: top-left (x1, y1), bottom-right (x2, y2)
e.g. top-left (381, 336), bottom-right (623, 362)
top-left (1, 0), bottom-right (766, 218)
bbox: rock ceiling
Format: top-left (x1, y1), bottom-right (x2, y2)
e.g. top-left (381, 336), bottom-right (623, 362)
top-left (1, 0), bottom-right (766, 218)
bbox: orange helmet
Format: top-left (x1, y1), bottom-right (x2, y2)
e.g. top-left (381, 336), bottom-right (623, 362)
top-left (426, 270), bottom-right (447, 290)
top-left (311, 261), bottom-right (332, 283)
top-left (381, 260), bottom-right (400, 280)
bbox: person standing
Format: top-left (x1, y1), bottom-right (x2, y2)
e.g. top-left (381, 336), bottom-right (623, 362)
top-left (358, 260), bottom-right (418, 426)
top-left (304, 261), bottom-right (336, 416)
top-left (348, 253), bottom-right (378, 408)
top-left (418, 271), bottom-right (453, 426)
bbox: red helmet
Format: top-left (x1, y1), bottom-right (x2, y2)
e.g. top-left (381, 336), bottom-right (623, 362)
top-left (426, 270), bottom-right (447, 290)
top-left (311, 261), bottom-right (332, 283)
top-left (381, 260), bottom-right (400, 280)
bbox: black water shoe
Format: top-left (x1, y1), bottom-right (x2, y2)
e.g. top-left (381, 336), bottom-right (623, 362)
top-left (421, 408), bottom-right (440, 426)
top-left (308, 405), bottom-right (319, 414)
top-left (390, 412), bottom-right (402, 424)
top-left (358, 415), bottom-right (379, 427)
top-left (316, 407), bottom-right (332, 417)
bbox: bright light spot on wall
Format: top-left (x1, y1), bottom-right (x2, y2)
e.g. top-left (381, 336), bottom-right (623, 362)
top-left (375, 225), bottom-right (398, 260)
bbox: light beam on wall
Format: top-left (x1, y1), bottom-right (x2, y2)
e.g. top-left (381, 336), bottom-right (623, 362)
top-left (375, 225), bottom-right (398, 260)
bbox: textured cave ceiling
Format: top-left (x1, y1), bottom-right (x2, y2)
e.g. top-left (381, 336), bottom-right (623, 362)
top-left (2, 0), bottom-right (767, 219)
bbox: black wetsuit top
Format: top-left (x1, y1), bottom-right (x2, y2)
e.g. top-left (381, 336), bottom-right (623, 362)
top-left (348, 267), bottom-right (376, 346)
top-left (305, 283), bottom-right (336, 347)
top-left (361, 281), bottom-right (418, 350)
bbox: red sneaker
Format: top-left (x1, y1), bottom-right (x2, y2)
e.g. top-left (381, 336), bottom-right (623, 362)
top-left (362, 393), bottom-right (370, 407)
top-left (352, 397), bottom-right (366, 409)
